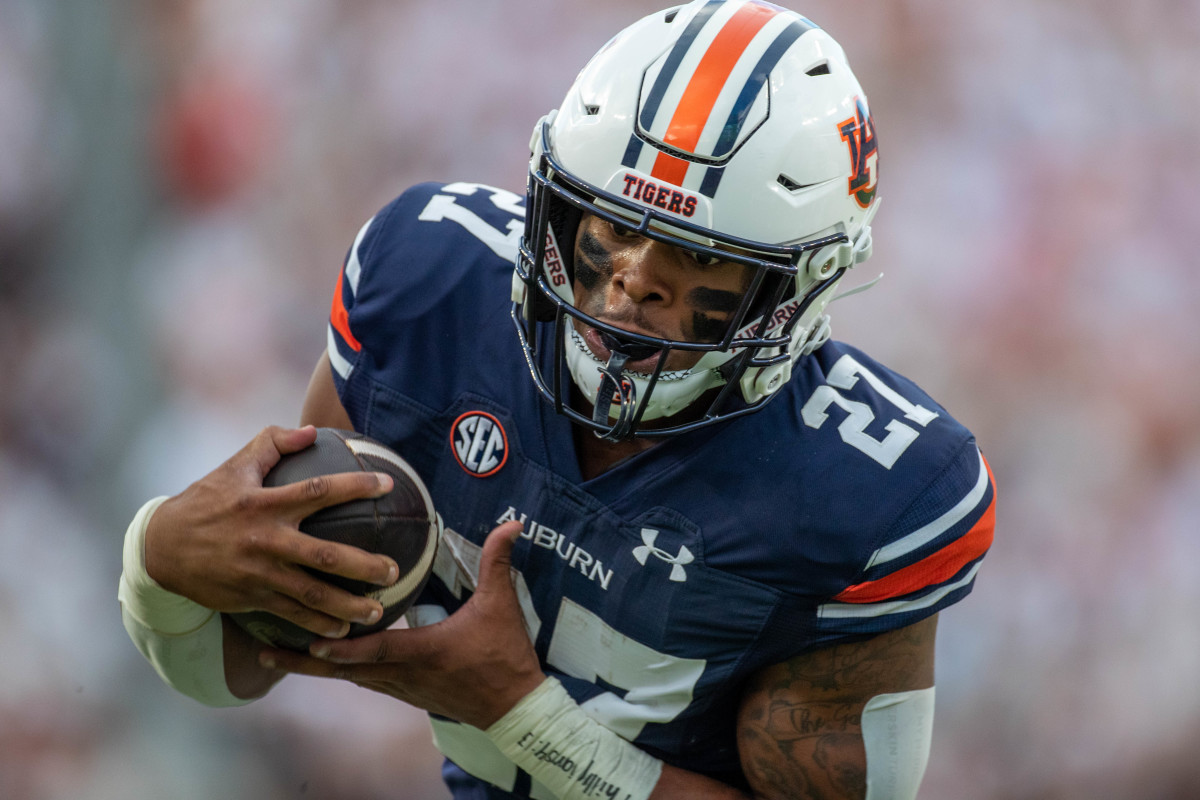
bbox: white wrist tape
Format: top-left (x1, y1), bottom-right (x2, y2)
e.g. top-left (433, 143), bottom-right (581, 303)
top-left (862, 686), bottom-right (935, 800)
top-left (118, 496), bottom-right (250, 707)
top-left (486, 677), bottom-right (662, 800)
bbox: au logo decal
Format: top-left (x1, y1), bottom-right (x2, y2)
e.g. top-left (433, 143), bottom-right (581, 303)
top-left (451, 411), bottom-right (509, 477)
top-left (838, 96), bottom-right (878, 210)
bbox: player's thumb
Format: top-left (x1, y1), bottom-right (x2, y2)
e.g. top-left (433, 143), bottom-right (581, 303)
top-left (242, 425), bottom-right (319, 478)
top-left (475, 520), bottom-right (524, 599)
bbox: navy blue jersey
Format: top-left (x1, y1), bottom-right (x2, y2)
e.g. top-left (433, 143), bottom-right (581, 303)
top-left (327, 182), bottom-right (995, 797)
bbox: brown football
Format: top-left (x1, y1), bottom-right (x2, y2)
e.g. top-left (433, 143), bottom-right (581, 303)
top-left (229, 428), bottom-right (439, 651)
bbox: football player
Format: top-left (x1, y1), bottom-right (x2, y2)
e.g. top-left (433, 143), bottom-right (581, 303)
top-left (119, 3), bottom-right (996, 799)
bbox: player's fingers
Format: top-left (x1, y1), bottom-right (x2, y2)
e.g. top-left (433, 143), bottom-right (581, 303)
top-left (265, 524), bottom-right (399, 588)
top-left (236, 425), bottom-right (321, 479)
top-left (307, 627), bottom-right (415, 664)
top-left (264, 469), bottom-right (395, 522)
top-left (475, 521), bottom-right (524, 599)
top-left (257, 647), bottom-right (400, 685)
top-left (269, 561), bottom-right (388, 626)
top-left (270, 424), bottom-right (322, 455)
top-left (256, 592), bottom-right (354, 640)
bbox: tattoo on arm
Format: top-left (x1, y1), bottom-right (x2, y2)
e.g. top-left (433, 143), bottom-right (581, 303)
top-left (737, 616), bottom-right (937, 800)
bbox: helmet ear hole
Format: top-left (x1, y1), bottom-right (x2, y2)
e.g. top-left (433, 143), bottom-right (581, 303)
top-left (804, 243), bottom-right (853, 281)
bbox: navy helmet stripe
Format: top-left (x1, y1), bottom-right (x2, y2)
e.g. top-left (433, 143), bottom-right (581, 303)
top-left (638, 0), bottom-right (726, 132)
top-left (621, 133), bottom-right (645, 169)
top-left (700, 17), bottom-right (815, 196)
top-left (699, 165), bottom-right (725, 197)
top-left (710, 18), bottom-right (814, 159)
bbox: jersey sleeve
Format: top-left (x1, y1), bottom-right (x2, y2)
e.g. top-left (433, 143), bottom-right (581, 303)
top-left (325, 190), bottom-right (409, 403)
top-left (325, 182), bottom-right (468, 401)
top-left (324, 181), bottom-right (525, 429)
top-left (812, 438), bottom-right (996, 639)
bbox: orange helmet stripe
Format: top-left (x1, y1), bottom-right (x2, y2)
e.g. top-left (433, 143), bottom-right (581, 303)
top-left (650, 2), bottom-right (780, 185)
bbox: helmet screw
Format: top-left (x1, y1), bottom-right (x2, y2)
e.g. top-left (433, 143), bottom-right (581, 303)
top-left (821, 259), bottom-right (834, 275)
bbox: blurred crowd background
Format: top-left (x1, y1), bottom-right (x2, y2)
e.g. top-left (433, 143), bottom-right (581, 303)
top-left (2, 1), bottom-right (1198, 798)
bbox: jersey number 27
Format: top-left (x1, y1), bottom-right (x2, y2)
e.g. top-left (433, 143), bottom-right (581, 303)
top-left (802, 354), bottom-right (938, 468)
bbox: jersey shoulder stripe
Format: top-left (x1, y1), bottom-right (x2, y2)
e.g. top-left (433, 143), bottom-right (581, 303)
top-left (817, 446), bottom-right (995, 622)
top-left (818, 561), bottom-right (983, 621)
top-left (865, 448), bottom-right (993, 571)
top-left (831, 465), bottom-right (994, 603)
top-left (328, 214), bottom-right (377, 380)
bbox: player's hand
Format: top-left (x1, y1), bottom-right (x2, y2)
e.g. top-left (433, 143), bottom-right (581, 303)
top-left (259, 520), bottom-right (546, 729)
top-left (144, 425), bottom-right (401, 639)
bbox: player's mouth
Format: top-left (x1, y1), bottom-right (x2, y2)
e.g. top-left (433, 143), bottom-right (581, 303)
top-left (574, 326), bottom-right (697, 378)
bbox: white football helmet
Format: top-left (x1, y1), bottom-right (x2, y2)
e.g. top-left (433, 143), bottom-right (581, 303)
top-left (512, 0), bottom-right (880, 440)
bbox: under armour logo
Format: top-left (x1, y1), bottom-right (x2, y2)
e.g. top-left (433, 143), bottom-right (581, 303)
top-left (632, 528), bottom-right (693, 582)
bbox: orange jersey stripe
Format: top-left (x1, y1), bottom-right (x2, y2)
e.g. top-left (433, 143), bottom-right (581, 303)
top-left (834, 465), bottom-right (997, 604)
top-left (834, 502), bottom-right (995, 603)
top-left (330, 264), bottom-right (362, 353)
top-left (650, 2), bottom-right (779, 185)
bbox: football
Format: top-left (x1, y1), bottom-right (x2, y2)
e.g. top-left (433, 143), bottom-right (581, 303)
top-left (230, 428), bottom-right (440, 651)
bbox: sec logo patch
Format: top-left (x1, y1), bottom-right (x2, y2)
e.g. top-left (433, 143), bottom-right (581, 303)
top-left (451, 411), bottom-right (509, 477)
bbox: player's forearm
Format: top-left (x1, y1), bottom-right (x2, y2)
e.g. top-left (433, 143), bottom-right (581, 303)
top-left (647, 764), bottom-right (750, 799)
top-left (119, 496), bottom-right (277, 706)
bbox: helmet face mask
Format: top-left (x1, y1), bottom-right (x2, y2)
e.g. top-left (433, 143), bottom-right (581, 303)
top-left (511, 0), bottom-right (878, 440)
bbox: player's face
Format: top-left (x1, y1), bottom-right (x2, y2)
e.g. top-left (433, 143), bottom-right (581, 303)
top-left (571, 214), bottom-right (753, 374)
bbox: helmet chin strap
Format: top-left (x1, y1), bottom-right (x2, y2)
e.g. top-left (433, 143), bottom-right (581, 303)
top-left (831, 272), bottom-right (884, 303)
top-left (592, 349), bottom-right (639, 441)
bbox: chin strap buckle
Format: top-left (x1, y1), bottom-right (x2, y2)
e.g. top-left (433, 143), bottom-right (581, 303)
top-left (592, 350), bottom-right (638, 441)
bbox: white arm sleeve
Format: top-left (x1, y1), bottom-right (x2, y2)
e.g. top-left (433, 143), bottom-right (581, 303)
top-left (117, 496), bottom-right (253, 708)
top-left (862, 687), bottom-right (935, 800)
top-left (486, 677), bottom-right (662, 800)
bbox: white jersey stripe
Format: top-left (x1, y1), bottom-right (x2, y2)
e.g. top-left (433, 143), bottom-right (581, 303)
top-left (865, 448), bottom-right (989, 570)
top-left (328, 216), bottom-right (374, 382)
top-left (327, 323), bottom-right (354, 380)
top-left (817, 561), bottom-right (982, 621)
top-left (345, 215), bottom-right (375, 296)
